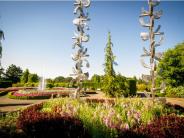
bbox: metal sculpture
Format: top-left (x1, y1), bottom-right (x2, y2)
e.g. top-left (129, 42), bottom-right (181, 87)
top-left (71, 0), bottom-right (91, 98)
top-left (0, 29), bottom-right (4, 68)
top-left (139, 0), bottom-right (165, 99)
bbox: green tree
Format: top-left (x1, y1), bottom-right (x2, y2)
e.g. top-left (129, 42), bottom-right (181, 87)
top-left (5, 64), bottom-right (23, 83)
top-left (104, 32), bottom-right (116, 77)
top-left (28, 73), bottom-right (39, 83)
top-left (21, 69), bottom-right (30, 83)
top-left (91, 74), bottom-right (101, 83)
top-left (54, 76), bottom-right (65, 82)
top-left (103, 32), bottom-right (120, 97)
top-left (157, 43), bottom-right (184, 87)
top-left (65, 77), bottom-right (73, 82)
top-left (0, 67), bottom-right (5, 81)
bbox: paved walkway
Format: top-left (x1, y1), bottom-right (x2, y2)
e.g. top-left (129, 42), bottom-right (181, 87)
top-left (0, 95), bottom-right (48, 113)
top-left (166, 98), bottom-right (184, 107)
top-left (0, 91), bottom-right (184, 113)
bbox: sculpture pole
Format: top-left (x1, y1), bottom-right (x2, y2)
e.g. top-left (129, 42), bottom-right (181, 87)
top-left (0, 29), bottom-right (4, 68)
top-left (72, 0), bottom-right (91, 98)
top-left (139, 0), bottom-right (164, 99)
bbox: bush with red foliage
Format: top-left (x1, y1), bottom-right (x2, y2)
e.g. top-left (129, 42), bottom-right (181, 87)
top-left (134, 115), bottom-right (184, 138)
top-left (16, 104), bottom-right (90, 138)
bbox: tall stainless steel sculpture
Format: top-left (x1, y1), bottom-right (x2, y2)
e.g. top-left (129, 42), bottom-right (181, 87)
top-left (0, 29), bottom-right (5, 68)
top-left (139, 0), bottom-right (164, 99)
top-left (72, 0), bottom-right (91, 98)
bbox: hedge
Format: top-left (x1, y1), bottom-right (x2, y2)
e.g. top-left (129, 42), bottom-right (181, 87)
top-left (128, 79), bottom-right (137, 96)
top-left (0, 81), bottom-right (12, 88)
top-left (0, 90), bottom-right (9, 96)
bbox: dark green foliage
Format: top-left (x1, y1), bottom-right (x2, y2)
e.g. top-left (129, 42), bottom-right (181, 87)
top-left (46, 83), bottom-right (54, 89)
top-left (20, 69), bottom-right (29, 83)
top-left (82, 82), bottom-right (102, 90)
top-left (104, 32), bottom-right (116, 77)
top-left (91, 74), bottom-right (101, 83)
top-left (0, 81), bottom-right (12, 88)
top-left (54, 76), bottom-right (73, 83)
top-left (102, 74), bottom-right (129, 97)
top-left (128, 79), bottom-right (137, 96)
top-left (157, 43), bottom-right (184, 87)
top-left (54, 76), bottom-right (65, 82)
top-left (5, 64), bottom-right (23, 84)
top-left (54, 82), bottom-right (70, 87)
top-left (28, 73), bottom-right (39, 83)
top-left (0, 90), bottom-right (9, 96)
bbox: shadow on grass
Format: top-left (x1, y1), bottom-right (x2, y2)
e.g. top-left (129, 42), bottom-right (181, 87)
top-left (0, 103), bottom-right (32, 107)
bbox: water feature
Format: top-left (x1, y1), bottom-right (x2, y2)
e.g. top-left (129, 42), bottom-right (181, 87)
top-left (38, 77), bottom-right (46, 91)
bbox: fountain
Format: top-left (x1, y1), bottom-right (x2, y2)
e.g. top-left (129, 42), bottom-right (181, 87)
top-left (38, 77), bottom-right (46, 91)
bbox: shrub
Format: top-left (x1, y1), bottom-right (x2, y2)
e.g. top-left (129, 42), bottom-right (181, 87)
top-left (54, 82), bottom-right (69, 88)
top-left (0, 90), bottom-right (9, 96)
top-left (24, 82), bottom-right (38, 87)
top-left (0, 81), bottom-right (12, 88)
top-left (46, 83), bottom-right (54, 88)
top-left (137, 83), bottom-right (147, 91)
top-left (102, 75), bottom-right (129, 97)
top-left (166, 86), bottom-right (184, 98)
top-left (0, 111), bottom-right (21, 138)
top-left (128, 79), bottom-right (137, 96)
top-left (12, 83), bottom-right (24, 87)
top-left (135, 115), bottom-right (184, 138)
top-left (17, 104), bottom-right (90, 138)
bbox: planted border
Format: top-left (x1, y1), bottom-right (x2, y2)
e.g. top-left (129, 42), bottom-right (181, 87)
top-left (8, 91), bottom-right (70, 100)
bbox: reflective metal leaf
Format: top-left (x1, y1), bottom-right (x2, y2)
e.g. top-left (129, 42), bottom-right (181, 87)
top-left (155, 35), bottom-right (164, 47)
top-left (140, 7), bottom-right (149, 17)
top-left (148, 0), bottom-right (160, 7)
top-left (141, 58), bottom-right (151, 69)
top-left (139, 17), bottom-right (151, 27)
top-left (140, 32), bottom-right (149, 41)
top-left (154, 10), bottom-right (163, 19)
top-left (155, 52), bottom-right (163, 61)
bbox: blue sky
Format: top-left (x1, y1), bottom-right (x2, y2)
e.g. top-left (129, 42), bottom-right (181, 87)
top-left (0, 1), bottom-right (184, 79)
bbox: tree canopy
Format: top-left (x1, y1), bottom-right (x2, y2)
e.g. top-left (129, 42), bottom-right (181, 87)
top-left (104, 32), bottom-right (116, 77)
top-left (5, 64), bottom-right (23, 83)
top-left (157, 42), bottom-right (184, 87)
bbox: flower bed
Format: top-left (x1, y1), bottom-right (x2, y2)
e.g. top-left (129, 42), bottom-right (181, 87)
top-left (0, 98), bottom-right (184, 138)
top-left (8, 91), bottom-right (70, 100)
top-left (40, 98), bottom-right (184, 137)
top-left (16, 104), bottom-right (90, 138)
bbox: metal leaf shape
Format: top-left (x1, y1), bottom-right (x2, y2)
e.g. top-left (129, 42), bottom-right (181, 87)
top-left (140, 32), bottom-right (149, 41)
top-left (148, 0), bottom-right (160, 7)
top-left (154, 10), bottom-right (163, 19)
top-left (154, 32), bottom-right (164, 35)
top-left (142, 74), bottom-right (151, 82)
top-left (139, 17), bottom-right (151, 27)
top-left (154, 25), bottom-right (161, 33)
top-left (140, 7), bottom-right (149, 17)
top-left (155, 52), bottom-right (163, 61)
top-left (141, 47), bottom-right (150, 57)
top-left (0, 30), bottom-right (5, 40)
top-left (155, 35), bottom-right (164, 47)
top-left (141, 58), bottom-right (151, 69)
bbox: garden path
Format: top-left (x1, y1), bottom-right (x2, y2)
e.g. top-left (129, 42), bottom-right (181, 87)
top-left (0, 91), bottom-right (184, 113)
